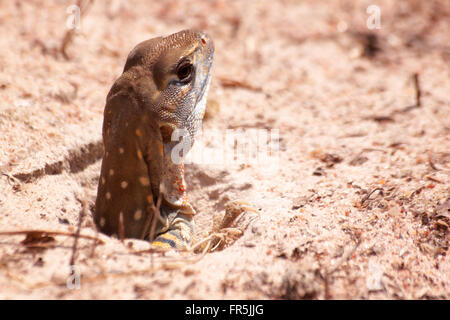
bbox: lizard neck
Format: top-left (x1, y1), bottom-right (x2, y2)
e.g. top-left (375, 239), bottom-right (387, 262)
top-left (95, 90), bottom-right (164, 239)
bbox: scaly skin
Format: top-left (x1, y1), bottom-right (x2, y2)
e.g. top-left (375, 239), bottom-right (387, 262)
top-left (94, 30), bottom-right (214, 250)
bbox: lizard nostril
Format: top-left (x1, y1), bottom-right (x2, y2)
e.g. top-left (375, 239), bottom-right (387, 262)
top-left (201, 37), bottom-right (207, 45)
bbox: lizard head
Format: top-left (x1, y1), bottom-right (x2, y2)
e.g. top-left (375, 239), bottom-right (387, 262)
top-left (122, 29), bottom-right (214, 144)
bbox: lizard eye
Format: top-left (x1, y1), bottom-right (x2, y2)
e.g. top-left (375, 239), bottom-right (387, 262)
top-left (176, 60), bottom-right (193, 82)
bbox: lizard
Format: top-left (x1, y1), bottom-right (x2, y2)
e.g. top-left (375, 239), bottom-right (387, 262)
top-left (94, 30), bottom-right (214, 250)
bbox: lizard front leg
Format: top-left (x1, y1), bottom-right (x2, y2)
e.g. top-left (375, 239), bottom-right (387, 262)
top-left (151, 133), bottom-right (196, 250)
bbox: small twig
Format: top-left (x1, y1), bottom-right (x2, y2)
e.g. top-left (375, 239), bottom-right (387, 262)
top-left (413, 72), bottom-right (421, 107)
top-left (189, 235), bottom-right (214, 253)
top-left (360, 187), bottom-right (383, 206)
top-left (69, 197), bottom-right (87, 267)
top-left (323, 270), bottom-right (330, 299)
top-left (410, 186), bottom-right (425, 199)
top-left (405, 72), bottom-right (421, 110)
top-left (149, 188), bottom-right (163, 243)
top-left (328, 239), bottom-right (361, 275)
top-left (130, 247), bottom-right (170, 255)
top-left (60, 0), bottom-right (93, 60)
top-left (217, 77), bottom-right (262, 92)
top-left (1, 172), bottom-right (20, 186)
top-left (426, 175), bottom-right (443, 184)
top-left (428, 152), bottom-right (440, 171)
top-left (315, 255), bottom-right (331, 299)
top-left (395, 73), bottom-right (422, 113)
top-left (0, 230), bottom-right (103, 244)
top-left (148, 183), bottom-right (165, 269)
top-left (363, 115), bottom-right (394, 123)
top-left (89, 221), bottom-right (101, 258)
top-left (364, 73), bottom-right (423, 122)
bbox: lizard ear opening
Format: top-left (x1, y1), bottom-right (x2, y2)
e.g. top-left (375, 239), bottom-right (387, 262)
top-left (160, 124), bottom-right (174, 144)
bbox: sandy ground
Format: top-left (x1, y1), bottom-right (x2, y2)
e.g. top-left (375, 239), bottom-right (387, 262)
top-left (0, 0), bottom-right (449, 299)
